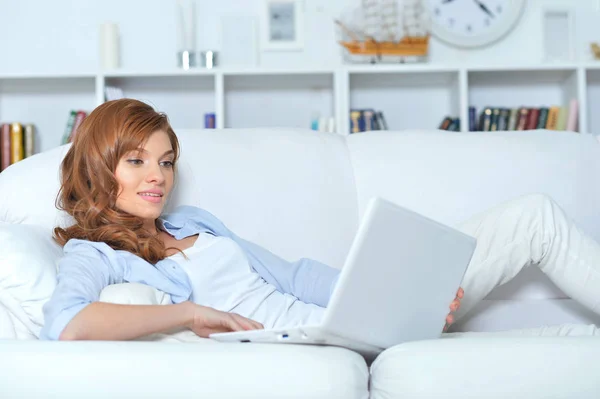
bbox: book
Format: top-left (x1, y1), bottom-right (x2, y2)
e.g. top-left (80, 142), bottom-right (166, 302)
top-left (362, 109), bottom-right (376, 131)
top-left (468, 106), bottom-right (477, 131)
top-left (375, 111), bottom-right (388, 130)
top-left (497, 108), bottom-right (510, 131)
top-left (556, 107), bottom-right (568, 131)
top-left (566, 99), bottom-right (578, 132)
top-left (545, 106), bottom-right (560, 130)
top-left (350, 110), bottom-right (362, 133)
top-left (23, 124), bottom-right (34, 158)
top-left (525, 108), bottom-right (540, 130)
top-left (480, 108), bottom-right (492, 131)
top-left (447, 118), bottom-right (460, 131)
top-left (490, 108), bottom-right (501, 131)
top-left (0, 124), bottom-right (10, 171)
top-left (507, 108), bottom-right (519, 131)
top-left (69, 111), bottom-right (88, 142)
top-left (536, 108), bottom-right (549, 130)
top-left (62, 110), bottom-right (77, 144)
top-left (204, 113), bottom-right (216, 129)
top-left (516, 108), bottom-right (529, 130)
top-left (10, 122), bottom-right (24, 164)
top-left (439, 116), bottom-right (453, 130)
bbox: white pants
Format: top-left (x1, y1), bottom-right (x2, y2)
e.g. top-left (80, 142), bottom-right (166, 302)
top-left (449, 193), bottom-right (600, 337)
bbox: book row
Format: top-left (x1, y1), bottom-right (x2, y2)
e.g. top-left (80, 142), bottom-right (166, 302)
top-left (469, 100), bottom-right (579, 132)
top-left (349, 109), bottom-right (389, 133)
top-left (0, 123), bottom-right (35, 172)
top-left (61, 110), bottom-right (89, 145)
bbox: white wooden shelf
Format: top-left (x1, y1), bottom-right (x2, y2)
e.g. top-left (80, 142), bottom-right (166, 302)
top-left (1, 62), bottom-right (600, 155)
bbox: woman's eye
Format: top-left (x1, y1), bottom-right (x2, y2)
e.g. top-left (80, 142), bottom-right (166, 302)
top-left (161, 161), bottom-right (174, 168)
top-left (127, 159), bottom-right (144, 165)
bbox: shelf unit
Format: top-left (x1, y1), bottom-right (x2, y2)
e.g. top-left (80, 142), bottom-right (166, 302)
top-left (1, 62), bottom-right (599, 154)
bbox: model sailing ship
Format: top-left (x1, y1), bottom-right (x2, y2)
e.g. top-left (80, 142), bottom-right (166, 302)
top-left (336, 0), bottom-right (430, 61)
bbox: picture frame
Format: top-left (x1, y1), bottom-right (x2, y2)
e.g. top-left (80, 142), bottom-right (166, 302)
top-left (541, 6), bottom-right (576, 62)
top-left (260, 0), bottom-right (305, 51)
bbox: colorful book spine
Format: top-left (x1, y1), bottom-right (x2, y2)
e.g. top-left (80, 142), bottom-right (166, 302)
top-left (23, 124), bottom-right (34, 158)
top-left (507, 108), bottom-right (519, 131)
top-left (350, 110), bottom-right (362, 133)
top-left (204, 113), bottom-right (216, 129)
top-left (375, 111), bottom-right (388, 130)
top-left (69, 111), bottom-right (88, 142)
top-left (62, 110), bottom-right (77, 144)
top-left (556, 107), bottom-right (568, 131)
top-left (497, 108), bottom-right (510, 131)
top-left (10, 122), bottom-right (24, 164)
top-left (480, 108), bottom-right (492, 131)
top-left (468, 106), bottom-right (477, 131)
top-left (516, 108), bottom-right (530, 131)
top-left (0, 124), bottom-right (10, 171)
top-left (536, 108), bottom-right (549, 129)
top-left (545, 106), bottom-right (560, 130)
top-left (566, 99), bottom-right (578, 132)
top-left (525, 108), bottom-right (540, 130)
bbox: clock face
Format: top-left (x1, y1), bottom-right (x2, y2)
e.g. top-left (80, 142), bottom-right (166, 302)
top-left (428, 0), bottom-right (525, 48)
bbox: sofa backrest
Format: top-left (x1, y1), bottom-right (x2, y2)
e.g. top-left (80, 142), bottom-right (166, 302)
top-left (1, 127), bottom-right (598, 275)
top-left (347, 130), bottom-right (600, 244)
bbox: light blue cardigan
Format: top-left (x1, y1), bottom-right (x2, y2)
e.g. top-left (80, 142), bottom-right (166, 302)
top-left (40, 205), bottom-right (340, 340)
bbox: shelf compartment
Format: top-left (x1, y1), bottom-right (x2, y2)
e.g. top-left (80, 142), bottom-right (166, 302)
top-left (349, 70), bottom-right (460, 132)
top-left (585, 70), bottom-right (600, 135)
top-left (0, 77), bottom-right (96, 153)
top-left (224, 73), bottom-right (334, 129)
top-left (104, 75), bottom-right (215, 130)
top-left (468, 69), bottom-right (579, 131)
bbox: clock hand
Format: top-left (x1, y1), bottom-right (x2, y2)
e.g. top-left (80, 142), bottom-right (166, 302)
top-left (473, 0), bottom-right (494, 18)
top-left (441, 0), bottom-right (456, 3)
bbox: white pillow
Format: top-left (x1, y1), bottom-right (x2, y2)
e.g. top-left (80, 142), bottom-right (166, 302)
top-left (0, 223), bottom-right (62, 337)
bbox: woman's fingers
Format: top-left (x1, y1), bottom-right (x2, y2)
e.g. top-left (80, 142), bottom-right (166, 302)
top-left (231, 313), bottom-right (263, 331)
top-left (457, 287), bottom-right (464, 299)
top-left (446, 314), bottom-right (454, 325)
top-left (449, 299), bottom-right (461, 312)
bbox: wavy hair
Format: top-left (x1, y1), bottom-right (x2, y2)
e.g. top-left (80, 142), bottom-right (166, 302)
top-left (53, 99), bottom-right (180, 264)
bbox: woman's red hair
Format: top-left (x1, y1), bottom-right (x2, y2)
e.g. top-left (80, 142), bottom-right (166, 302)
top-left (54, 99), bottom-right (180, 264)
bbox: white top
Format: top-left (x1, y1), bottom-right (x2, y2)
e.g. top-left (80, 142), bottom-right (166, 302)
top-left (169, 232), bottom-right (325, 329)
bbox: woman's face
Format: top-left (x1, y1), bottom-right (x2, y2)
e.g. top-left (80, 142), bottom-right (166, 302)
top-left (114, 130), bottom-right (175, 229)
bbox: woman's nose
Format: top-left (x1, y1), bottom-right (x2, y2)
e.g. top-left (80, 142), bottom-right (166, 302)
top-left (146, 164), bottom-right (165, 183)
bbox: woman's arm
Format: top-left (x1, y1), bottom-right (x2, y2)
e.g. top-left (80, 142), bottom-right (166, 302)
top-left (60, 301), bottom-right (262, 340)
top-left (59, 301), bottom-right (192, 340)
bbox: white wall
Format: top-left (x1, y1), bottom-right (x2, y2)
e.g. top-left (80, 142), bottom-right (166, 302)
top-left (1, 0), bottom-right (599, 73)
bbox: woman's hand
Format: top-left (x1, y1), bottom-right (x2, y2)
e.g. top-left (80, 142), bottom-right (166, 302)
top-left (186, 302), bottom-right (264, 338)
top-left (444, 287), bottom-right (464, 332)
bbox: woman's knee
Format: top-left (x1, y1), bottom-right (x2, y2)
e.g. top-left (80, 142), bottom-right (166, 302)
top-left (512, 193), bottom-right (556, 212)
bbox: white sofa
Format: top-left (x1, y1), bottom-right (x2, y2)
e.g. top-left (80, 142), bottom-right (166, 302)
top-left (1, 127), bottom-right (600, 398)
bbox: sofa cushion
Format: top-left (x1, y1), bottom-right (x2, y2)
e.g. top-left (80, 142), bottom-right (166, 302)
top-left (0, 223), bottom-right (62, 338)
top-left (0, 340), bottom-right (370, 399)
top-left (0, 145), bottom-right (74, 232)
top-left (369, 336), bottom-right (600, 399)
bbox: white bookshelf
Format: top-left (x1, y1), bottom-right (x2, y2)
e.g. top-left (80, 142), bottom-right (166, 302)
top-left (1, 63), bottom-right (599, 155)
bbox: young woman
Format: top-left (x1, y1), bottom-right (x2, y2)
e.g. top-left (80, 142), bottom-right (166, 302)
top-left (41, 99), bottom-right (600, 341)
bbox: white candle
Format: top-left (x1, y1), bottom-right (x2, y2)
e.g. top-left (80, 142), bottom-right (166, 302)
top-left (176, 0), bottom-right (185, 51)
top-left (99, 22), bottom-right (120, 69)
top-left (177, 0), bottom-right (195, 50)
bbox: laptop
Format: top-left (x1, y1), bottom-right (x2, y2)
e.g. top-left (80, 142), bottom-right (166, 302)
top-left (210, 196), bottom-right (476, 359)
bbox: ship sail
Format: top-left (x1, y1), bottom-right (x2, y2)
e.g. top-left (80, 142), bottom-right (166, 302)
top-left (336, 0), bottom-right (430, 60)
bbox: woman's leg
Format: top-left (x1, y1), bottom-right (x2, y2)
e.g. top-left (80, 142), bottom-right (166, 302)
top-left (453, 193), bottom-right (600, 321)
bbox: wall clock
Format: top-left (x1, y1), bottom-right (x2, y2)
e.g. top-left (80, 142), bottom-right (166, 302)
top-left (428, 0), bottom-right (526, 48)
